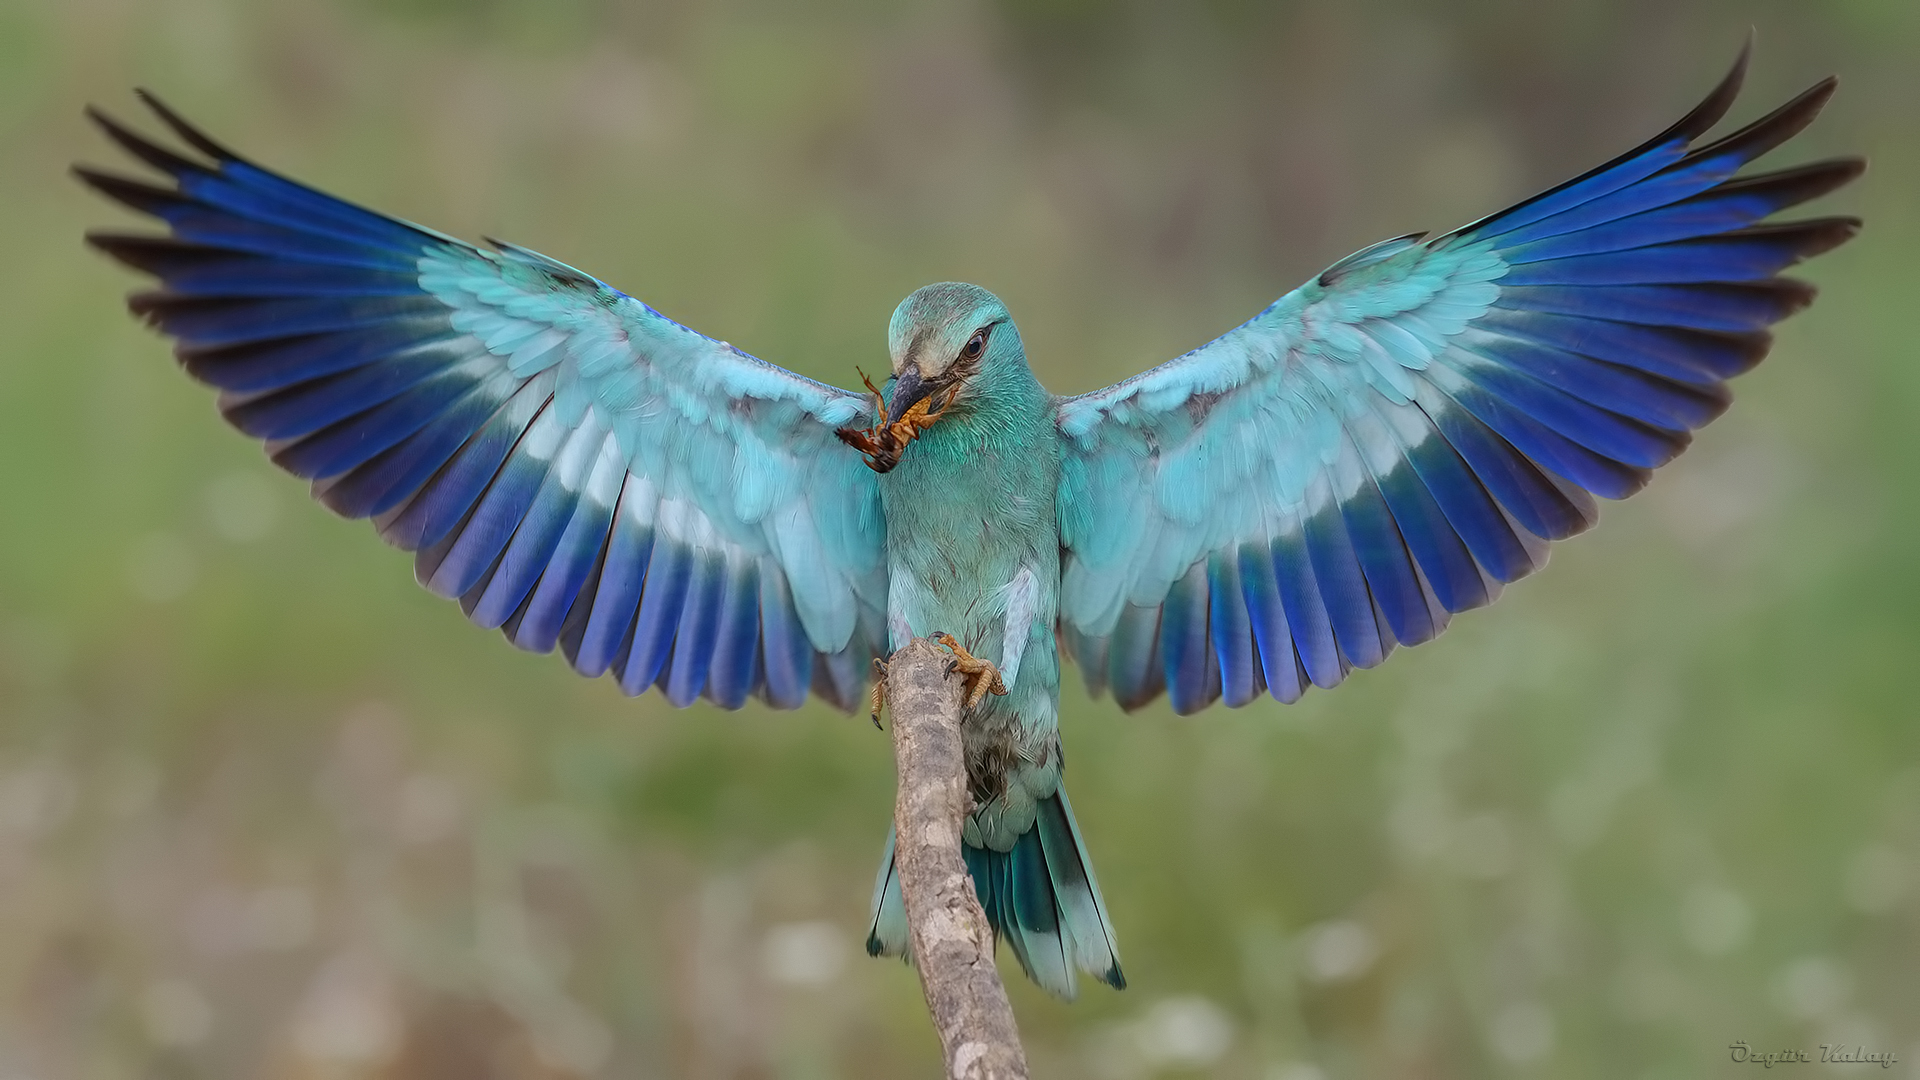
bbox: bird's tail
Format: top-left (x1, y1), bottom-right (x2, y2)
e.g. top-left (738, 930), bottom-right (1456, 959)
top-left (866, 786), bottom-right (1125, 999)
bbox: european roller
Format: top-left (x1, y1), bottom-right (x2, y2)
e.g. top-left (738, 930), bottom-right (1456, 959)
top-left (79, 45), bottom-right (1860, 999)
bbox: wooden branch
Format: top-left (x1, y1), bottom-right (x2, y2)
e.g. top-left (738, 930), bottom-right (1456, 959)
top-left (885, 638), bottom-right (1029, 1080)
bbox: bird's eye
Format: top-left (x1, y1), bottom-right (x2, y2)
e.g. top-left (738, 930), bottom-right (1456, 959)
top-left (962, 329), bottom-right (988, 359)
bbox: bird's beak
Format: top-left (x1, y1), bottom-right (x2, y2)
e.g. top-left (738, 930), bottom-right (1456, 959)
top-left (886, 364), bottom-right (933, 427)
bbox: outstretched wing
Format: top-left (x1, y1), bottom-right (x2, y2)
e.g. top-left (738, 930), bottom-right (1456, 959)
top-left (1055, 49), bottom-right (1861, 714)
top-left (79, 94), bottom-right (888, 711)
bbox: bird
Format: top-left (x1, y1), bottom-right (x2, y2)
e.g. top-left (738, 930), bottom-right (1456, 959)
top-left (77, 43), bottom-right (1860, 1000)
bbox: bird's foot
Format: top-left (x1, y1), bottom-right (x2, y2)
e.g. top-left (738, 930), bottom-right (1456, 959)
top-left (869, 658), bottom-right (889, 730)
top-left (932, 632), bottom-right (1008, 709)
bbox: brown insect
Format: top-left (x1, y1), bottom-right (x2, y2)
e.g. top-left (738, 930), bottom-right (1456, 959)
top-left (834, 369), bottom-right (955, 473)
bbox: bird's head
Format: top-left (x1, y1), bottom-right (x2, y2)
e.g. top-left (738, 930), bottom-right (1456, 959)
top-left (836, 282), bottom-right (1022, 472)
top-left (883, 282), bottom-right (1017, 425)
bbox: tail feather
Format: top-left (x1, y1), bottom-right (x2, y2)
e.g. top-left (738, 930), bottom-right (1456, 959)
top-left (976, 837), bottom-right (1074, 995)
top-left (866, 788), bottom-right (1124, 999)
top-left (867, 828), bottom-right (907, 960)
top-left (1034, 787), bottom-right (1124, 986)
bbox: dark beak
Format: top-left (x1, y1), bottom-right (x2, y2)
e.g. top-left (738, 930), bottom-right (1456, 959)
top-left (886, 364), bottom-right (933, 426)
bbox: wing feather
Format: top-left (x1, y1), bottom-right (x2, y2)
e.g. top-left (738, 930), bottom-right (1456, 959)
top-left (81, 95), bottom-right (887, 711)
top-left (1057, 49), bottom-right (1860, 713)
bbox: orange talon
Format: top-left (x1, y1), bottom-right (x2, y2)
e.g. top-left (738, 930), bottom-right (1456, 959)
top-left (933, 632), bottom-right (1008, 709)
top-left (869, 657), bottom-right (889, 729)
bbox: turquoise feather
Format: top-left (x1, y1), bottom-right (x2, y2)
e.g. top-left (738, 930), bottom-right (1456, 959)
top-left (80, 44), bottom-right (1858, 1000)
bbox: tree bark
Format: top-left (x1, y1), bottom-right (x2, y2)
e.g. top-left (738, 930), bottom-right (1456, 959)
top-left (885, 638), bottom-right (1029, 1080)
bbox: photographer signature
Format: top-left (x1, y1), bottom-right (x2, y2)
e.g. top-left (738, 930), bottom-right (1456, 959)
top-left (1729, 1042), bottom-right (1897, 1068)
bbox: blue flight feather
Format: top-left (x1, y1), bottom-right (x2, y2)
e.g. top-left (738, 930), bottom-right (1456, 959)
top-left (1336, 481), bottom-right (1435, 647)
top-left (1271, 532), bottom-right (1343, 689)
top-left (269, 371), bottom-right (486, 481)
top-left (1462, 333), bottom-right (1729, 432)
top-left (1471, 309), bottom-right (1768, 384)
top-left (756, 572), bottom-right (814, 710)
top-left (1364, 460), bottom-right (1488, 613)
top-left (514, 496), bottom-right (617, 654)
top-left (666, 551), bottom-right (726, 707)
top-left (1159, 566), bottom-right (1211, 715)
top-left (319, 374), bottom-right (520, 519)
top-left (1302, 506), bottom-right (1385, 669)
top-left (569, 486), bottom-right (653, 678)
top-left (1446, 354), bottom-right (1684, 469)
top-left (704, 561), bottom-right (761, 709)
top-left (1206, 555), bottom-right (1258, 708)
top-left (1439, 380), bottom-right (1650, 500)
top-left (386, 374), bottom-right (554, 555)
top-left (471, 471), bottom-right (583, 630)
top-left (1496, 282), bottom-right (1813, 332)
top-left (80, 95), bottom-right (887, 719)
top-left (130, 293), bottom-right (444, 348)
top-left (1237, 545), bottom-right (1305, 704)
top-left (622, 540), bottom-right (692, 696)
top-left (1424, 403), bottom-right (1597, 541)
top-left (178, 322), bottom-right (459, 392)
top-left (1059, 48), bottom-right (1854, 714)
top-left (1401, 434), bottom-right (1532, 584)
top-left (223, 345), bottom-right (479, 440)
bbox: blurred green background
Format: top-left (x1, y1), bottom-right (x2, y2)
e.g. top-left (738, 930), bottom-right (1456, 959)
top-left (1, 0), bottom-right (1914, 1076)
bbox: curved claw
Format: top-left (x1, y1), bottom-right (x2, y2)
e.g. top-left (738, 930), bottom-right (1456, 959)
top-left (931, 632), bottom-right (1008, 709)
top-left (869, 658), bottom-right (889, 730)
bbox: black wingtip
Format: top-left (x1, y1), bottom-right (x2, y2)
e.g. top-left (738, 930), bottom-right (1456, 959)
top-left (1807, 155), bottom-right (1869, 186)
top-left (1661, 34), bottom-right (1753, 144)
top-left (83, 101), bottom-right (209, 178)
top-left (1681, 75), bottom-right (1842, 170)
top-left (69, 161), bottom-right (110, 192)
top-left (80, 229), bottom-right (133, 265)
top-left (1787, 215), bottom-right (1864, 260)
top-left (1439, 40), bottom-right (1770, 245)
top-left (134, 88), bottom-right (243, 163)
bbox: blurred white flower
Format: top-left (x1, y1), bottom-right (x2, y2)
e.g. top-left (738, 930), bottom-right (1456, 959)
top-left (1773, 956), bottom-right (1849, 1020)
top-left (1490, 1000), bottom-right (1554, 1063)
top-left (396, 773), bottom-right (464, 845)
top-left (292, 952), bottom-right (400, 1065)
top-left (1135, 996), bottom-right (1234, 1069)
top-left (1303, 920), bottom-right (1378, 984)
top-left (1680, 884), bottom-right (1751, 955)
top-left (1817, 1015), bottom-right (1882, 1060)
top-left (0, 764), bottom-right (75, 838)
top-left (762, 920), bottom-right (848, 987)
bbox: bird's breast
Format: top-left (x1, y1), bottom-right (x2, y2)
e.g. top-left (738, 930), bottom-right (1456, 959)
top-left (876, 394), bottom-right (1062, 651)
